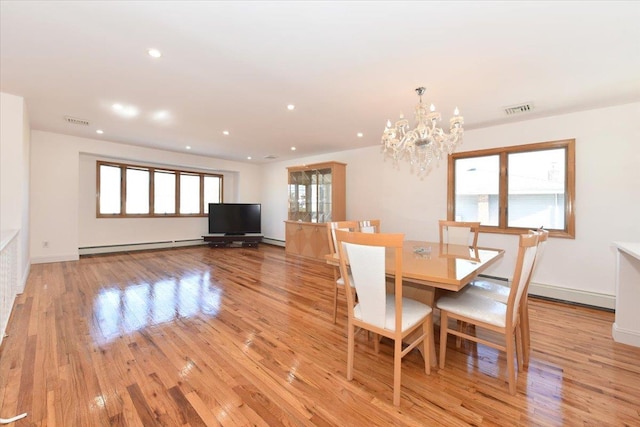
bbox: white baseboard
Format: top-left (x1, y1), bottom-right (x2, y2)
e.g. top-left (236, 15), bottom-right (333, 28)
top-left (261, 238), bottom-right (285, 247)
top-left (478, 275), bottom-right (615, 310)
top-left (612, 323), bottom-right (640, 347)
top-left (31, 254), bottom-right (80, 264)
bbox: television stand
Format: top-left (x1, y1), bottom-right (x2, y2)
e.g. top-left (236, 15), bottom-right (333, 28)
top-left (202, 234), bottom-right (263, 248)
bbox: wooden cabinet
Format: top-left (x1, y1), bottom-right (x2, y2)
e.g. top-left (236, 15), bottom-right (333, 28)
top-left (285, 221), bottom-right (329, 259)
top-left (285, 161), bottom-right (346, 260)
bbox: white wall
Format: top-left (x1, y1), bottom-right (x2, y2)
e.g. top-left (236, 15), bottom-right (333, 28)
top-left (0, 92), bottom-right (30, 287)
top-left (25, 102), bottom-right (640, 307)
top-left (30, 130), bottom-right (262, 262)
top-left (262, 102), bottom-right (640, 306)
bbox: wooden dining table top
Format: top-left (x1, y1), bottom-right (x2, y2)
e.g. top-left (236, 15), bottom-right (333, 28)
top-left (325, 240), bottom-right (505, 292)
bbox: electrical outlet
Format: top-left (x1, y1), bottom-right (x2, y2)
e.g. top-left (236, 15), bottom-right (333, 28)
top-left (42, 241), bottom-right (49, 248)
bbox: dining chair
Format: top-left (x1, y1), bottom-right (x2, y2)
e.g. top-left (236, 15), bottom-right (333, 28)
top-left (438, 220), bottom-right (480, 247)
top-left (437, 231), bottom-right (539, 395)
top-left (463, 228), bottom-right (549, 368)
top-left (326, 221), bottom-right (360, 323)
top-left (357, 219), bottom-right (381, 233)
top-left (335, 229), bottom-right (432, 406)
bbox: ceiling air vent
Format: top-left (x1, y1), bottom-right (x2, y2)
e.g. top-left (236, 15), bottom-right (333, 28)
top-left (504, 103), bottom-right (534, 116)
top-left (263, 154), bottom-right (278, 160)
top-left (64, 115), bottom-right (90, 126)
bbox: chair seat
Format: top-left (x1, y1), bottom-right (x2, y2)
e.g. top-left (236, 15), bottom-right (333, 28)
top-left (354, 296), bottom-right (432, 331)
top-left (465, 279), bottom-right (510, 303)
top-left (437, 292), bottom-right (507, 328)
top-left (336, 273), bottom-right (355, 287)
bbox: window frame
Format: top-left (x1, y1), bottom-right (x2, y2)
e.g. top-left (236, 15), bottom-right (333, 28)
top-left (96, 160), bottom-right (223, 218)
top-left (447, 139), bottom-right (575, 238)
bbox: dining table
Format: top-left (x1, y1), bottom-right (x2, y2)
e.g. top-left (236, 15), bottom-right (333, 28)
top-left (326, 240), bottom-right (505, 366)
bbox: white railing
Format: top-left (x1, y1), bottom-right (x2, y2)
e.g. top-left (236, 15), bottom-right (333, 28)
top-left (0, 229), bottom-right (28, 424)
top-left (0, 229), bottom-right (19, 344)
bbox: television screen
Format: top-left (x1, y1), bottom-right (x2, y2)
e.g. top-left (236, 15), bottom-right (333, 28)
top-left (208, 203), bottom-right (261, 235)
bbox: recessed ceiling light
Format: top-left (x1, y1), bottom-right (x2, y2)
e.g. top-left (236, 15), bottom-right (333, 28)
top-left (152, 110), bottom-right (169, 121)
top-left (291, 146), bottom-right (296, 151)
top-left (287, 104), bottom-right (295, 111)
top-left (357, 132), bottom-right (364, 138)
top-left (112, 103), bottom-right (138, 118)
top-left (96, 129), bottom-right (104, 134)
top-left (223, 130), bottom-right (230, 136)
top-left (247, 156), bottom-right (252, 160)
top-left (185, 146), bottom-right (191, 150)
top-left (148, 48), bottom-right (162, 58)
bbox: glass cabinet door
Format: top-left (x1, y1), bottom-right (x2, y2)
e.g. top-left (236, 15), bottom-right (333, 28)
top-left (288, 167), bottom-right (334, 222)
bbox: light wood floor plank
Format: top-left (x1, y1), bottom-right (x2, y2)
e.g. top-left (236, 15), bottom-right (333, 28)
top-left (1, 244), bottom-right (639, 426)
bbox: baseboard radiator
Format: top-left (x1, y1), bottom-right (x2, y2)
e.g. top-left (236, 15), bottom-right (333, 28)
top-left (477, 274), bottom-right (614, 310)
top-left (0, 229), bottom-right (28, 424)
top-left (79, 238), bottom-right (207, 255)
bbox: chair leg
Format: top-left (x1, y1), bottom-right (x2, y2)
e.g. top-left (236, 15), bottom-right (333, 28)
top-left (521, 299), bottom-right (531, 369)
top-left (347, 322), bottom-right (355, 381)
top-left (515, 323), bottom-right (524, 372)
top-left (439, 311), bottom-right (449, 370)
top-left (424, 315), bottom-right (432, 375)
top-left (393, 337), bottom-right (402, 406)
top-left (506, 331), bottom-right (517, 395)
top-left (332, 283), bottom-right (339, 324)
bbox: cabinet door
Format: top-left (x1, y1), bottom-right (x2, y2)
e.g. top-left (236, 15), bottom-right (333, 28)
top-left (311, 224), bottom-right (330, 259)
top-left (285, 222), bottom-right (302, 254)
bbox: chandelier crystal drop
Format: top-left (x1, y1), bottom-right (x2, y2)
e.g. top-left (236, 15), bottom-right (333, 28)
top-left (381, 87), bottom-right (464, 177)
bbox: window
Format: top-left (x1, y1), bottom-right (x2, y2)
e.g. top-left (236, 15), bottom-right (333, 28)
top-left (179, 173), bottom-right (200, 214)
top-left (97, 161), bottom-right (223, 217)
top-left (154, 170), bottom-right (176, 214)
top-left (448, 139), bottom-right (575, 238)
top-left (126, 167), bottom-right (150, 214)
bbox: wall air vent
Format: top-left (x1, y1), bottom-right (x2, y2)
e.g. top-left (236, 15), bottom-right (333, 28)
top-left (504, 103), bottom-right (534, 116)
top-left (264, 155), bottom-right (278, 160)
top-left (64, 115), bottom-right (90, 126)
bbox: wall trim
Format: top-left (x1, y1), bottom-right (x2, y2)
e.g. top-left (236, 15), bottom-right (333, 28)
top-left (612, 323), bottom-right (640, 347)
top-left (478, 274), bottom-right (615, 310)
top-left (262, 237), bottom-right (285, 247)
top-left (31, 254), bottom-right (80, 264)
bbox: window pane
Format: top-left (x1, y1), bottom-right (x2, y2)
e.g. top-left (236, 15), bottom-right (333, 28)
top-left (126, 168), bottom-right (150, 214)
top-left (99, 165), bottom-right (121, 214)
top-left (154, 170), bottom-right (176, 214)
top-left (454, 155), bottom-right (500, 226)
top-left (203, 176), bottom-right (221, 214)
top-left (180, 174), bottom-right (200, 214)
top-left (508, 148), bottom-right (566, 229)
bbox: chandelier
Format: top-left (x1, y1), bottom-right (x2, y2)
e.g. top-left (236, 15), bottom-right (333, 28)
top-left (381, 87), bottom-right (464, 177)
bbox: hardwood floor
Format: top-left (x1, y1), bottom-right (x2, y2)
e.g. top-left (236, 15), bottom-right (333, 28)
top-left (1, 244), bottom-right (639, 426)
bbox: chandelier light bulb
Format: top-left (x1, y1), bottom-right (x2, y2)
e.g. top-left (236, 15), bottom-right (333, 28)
top-left (454, 107), bottom-right (460, 116)
top-left (430, 104), bottom-right (436, 112)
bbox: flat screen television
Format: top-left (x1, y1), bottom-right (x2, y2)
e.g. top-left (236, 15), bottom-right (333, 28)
top-left (208, 203), bottom-right (261, 235)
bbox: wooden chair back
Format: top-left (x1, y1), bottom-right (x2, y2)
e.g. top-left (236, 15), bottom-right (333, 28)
top-left (326, 221), bottom-right (359, 255)
top-left (438, 220), bottom-right (480, 247)
top-left (357, 219), bottom-right (381, 234)
top-left (335, 230), bottom-right (404, 329)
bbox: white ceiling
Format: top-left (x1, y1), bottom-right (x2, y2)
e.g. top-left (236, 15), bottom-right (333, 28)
top-left (2, 1), bottom-right (639, 164)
